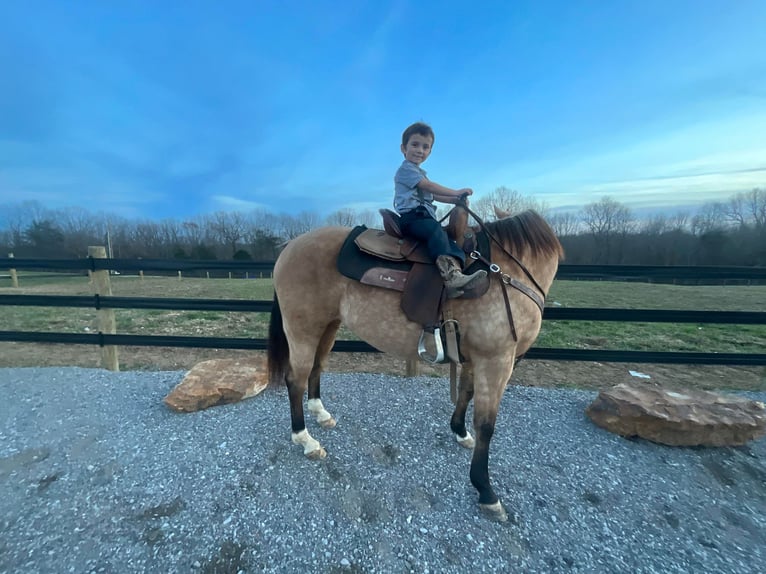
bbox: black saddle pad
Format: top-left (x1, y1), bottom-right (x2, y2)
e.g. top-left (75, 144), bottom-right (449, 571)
top-left (337, 225), bottom-right (413, 281)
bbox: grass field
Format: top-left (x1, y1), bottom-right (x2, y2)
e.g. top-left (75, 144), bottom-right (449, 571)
top-left (1, 272), bottom-right (764, 390)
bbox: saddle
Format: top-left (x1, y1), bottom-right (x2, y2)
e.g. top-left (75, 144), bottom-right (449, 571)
top-left (337, 207), bottom-right (491, 365)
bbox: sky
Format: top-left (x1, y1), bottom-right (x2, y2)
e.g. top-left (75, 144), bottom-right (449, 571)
top-left (1, 0), bottom-right (765, 221)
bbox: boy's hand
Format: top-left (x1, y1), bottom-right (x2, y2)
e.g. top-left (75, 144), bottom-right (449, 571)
top-left (457, 188), bottom-right (473, 205)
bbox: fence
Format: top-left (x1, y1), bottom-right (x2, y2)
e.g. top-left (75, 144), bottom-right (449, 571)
top-left (2, 252), bottom-right (766, 371)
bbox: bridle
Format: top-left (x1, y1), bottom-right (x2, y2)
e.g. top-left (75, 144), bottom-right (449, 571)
top-left (448, 200), bottom-right (548, 342)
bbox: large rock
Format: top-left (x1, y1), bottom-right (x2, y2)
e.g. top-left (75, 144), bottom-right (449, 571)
top-left (586, 382), bottom-right (766, 447)
top-left (164, 357), bottom-right (269, 412)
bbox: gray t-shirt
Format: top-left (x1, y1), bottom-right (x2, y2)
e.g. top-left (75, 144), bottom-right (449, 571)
top-left (393, 160), bottom-right (437, 218)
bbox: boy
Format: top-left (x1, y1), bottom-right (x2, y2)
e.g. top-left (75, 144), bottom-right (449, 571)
top-left (394, 122), bottom-right (487, 298)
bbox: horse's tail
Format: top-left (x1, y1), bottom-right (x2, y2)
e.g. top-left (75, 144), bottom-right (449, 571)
top-left (267, 292), bottom-right (289, 387)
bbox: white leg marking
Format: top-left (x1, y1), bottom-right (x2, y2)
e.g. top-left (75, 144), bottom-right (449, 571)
top-left (480, 501), bottom-right (508, 522)
top-left (307, 398), bottom-right (336, 428)
top-left (455, 431), bottom-right (475, 449)
top-left (291, 429), bottom-right (326, 459)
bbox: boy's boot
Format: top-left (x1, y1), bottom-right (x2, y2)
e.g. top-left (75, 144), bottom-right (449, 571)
top-left (436, 255), bottom-right (488, 299)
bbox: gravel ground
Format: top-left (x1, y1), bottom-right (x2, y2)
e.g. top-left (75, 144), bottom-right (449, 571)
top-left (1, 368), bottom-right (765, 574)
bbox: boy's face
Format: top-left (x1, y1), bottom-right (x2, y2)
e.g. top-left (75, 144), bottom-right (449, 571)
top-left (401, 133), bottom-right (433, 166)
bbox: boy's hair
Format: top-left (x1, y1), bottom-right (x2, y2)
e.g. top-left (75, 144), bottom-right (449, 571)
top-left (401, 122), bottom-right (435, 147)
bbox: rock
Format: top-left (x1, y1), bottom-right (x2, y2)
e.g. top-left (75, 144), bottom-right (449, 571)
top-left (585, 382), bottom-right (766, 447)
top-left (164, 357), bottom-right (268, 412)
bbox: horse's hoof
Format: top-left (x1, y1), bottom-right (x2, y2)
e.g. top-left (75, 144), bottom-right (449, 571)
top-left (319, 417), bottom-right (337, 429)
top-left (480, 501), bottom-right (508, 522)
top-left (306, 446), bottom-right (327, 460)
top-left (455, 433), bottom-right (475, 449)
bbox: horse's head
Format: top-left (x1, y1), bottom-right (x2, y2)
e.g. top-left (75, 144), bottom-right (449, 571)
top-left (493, 206), bottom-right (511, 220)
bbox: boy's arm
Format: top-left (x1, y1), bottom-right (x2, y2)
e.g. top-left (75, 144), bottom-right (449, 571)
top-left (418, 179), bottom-right (473, 204)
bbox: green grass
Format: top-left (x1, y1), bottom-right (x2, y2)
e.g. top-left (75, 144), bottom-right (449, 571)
top-left (1, 274), bottom-right (765, 355)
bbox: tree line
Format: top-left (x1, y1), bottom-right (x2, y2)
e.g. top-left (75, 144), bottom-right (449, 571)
top-left (1, 187), bottom-right (764, 266)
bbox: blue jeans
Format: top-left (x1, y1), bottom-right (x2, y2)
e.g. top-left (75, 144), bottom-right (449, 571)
top-left (399, 208), bottom-right (465, 264)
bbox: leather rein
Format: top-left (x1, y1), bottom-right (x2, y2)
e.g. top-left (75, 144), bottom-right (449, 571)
top-left (450, 202), bottom-right (547, 342)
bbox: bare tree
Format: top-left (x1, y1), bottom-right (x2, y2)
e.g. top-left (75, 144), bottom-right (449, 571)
top-left (581, 196), bottom-right (633, 236)
top-left (325, 208), bottom-right (358, 227)
top-left (580, 196), bottom-right (634, 263)
top-left (180, 219), bottom-right (204, 247)
top-left (640, 214), bottom-right (671, 236)
top-left (548, 212), bottom-right (580, 237)
top-left (725, 188), bottom-right (766, 229)
top-left (276, 211), bottom-right (320, 240)
top-left (208, 211), bottom-right (248, 256)
top-left (0, 200), bottom-right (50, 250)
top-left (667, 211), bottom-right (690, 231)
top-left (245, 209), bottom-right (281, 239)
top-left (691, 202), bottom-right (727, 235)
top-left (746, 188), bottom-right (766, 228)
top-left (54, 206), bottom-right (102, 257)
top-left (471, 187), bottom-right (548, 221)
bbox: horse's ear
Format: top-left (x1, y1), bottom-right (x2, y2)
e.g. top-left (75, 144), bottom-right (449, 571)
top-left (494, 206), bottom-right (510, 219)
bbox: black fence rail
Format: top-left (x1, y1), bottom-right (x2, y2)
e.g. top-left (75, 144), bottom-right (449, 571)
top-left (2, 257), bottom-right (766, 365)
top-left (4, 257), bottom-right (766, 282)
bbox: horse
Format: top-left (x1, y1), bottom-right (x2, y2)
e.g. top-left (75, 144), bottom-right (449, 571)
top-left (267, 209), bottom-right (564, 521)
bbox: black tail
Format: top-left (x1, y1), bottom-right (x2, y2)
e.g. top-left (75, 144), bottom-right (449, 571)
top-left (267, 293), bottom-right (289, 386)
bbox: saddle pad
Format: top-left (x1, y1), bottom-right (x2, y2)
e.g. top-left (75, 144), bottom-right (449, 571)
top-left (337, 226), bottom-right (413, 282)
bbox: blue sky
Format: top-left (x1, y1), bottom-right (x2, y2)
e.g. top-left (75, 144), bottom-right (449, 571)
top-left (1, 0), bottom-right (765, 221)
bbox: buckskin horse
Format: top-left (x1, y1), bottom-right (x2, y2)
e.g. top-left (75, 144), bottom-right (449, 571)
top-left (267, 207), bottom-right (564, 521)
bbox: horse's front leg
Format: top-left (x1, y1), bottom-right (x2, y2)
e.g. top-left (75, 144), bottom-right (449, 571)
top-left (450, 363), bottom-right (475, 449)
top-left (470, 357), bottom-right (514, 522)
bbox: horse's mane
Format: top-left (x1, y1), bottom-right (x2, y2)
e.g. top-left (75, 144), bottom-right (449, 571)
top-left (480, 210), bottom-right (564, 260)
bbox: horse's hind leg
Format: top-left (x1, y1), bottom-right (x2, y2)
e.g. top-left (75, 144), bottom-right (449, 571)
top-left (306, 320), bottom-right (340, 429)
top-left (287, 343), bottom-right (327, 460)
top-left (450, 363), bottom-right (476, 449)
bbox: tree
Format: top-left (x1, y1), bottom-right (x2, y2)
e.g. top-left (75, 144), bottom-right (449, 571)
top-left (470, 186), bottom-right (548, 222)
top-left (725, 188), bottom-right (766, 229)
top-left (244, 228), bottom-right (281, 260)
top-left (580, 196), bottom-right (634, 263)
top-left (56, 206), bottom-right (103, 257)
top-left (276, 211), bottom-right (320, 240)
top-left (548, 212), bottom-right (580, 237)
top-left (325, 208), bottom-right (358, 227)
top-left (0, 200), bottom-right (50, 250)
top-left (691, 202), bottom-right (727, 235)
top-left (23, 220), bottom-right (65, 258)
top-left (581, 196), bottom-right (633, 236)
top-left (209, 211), bottom-right (247, 257)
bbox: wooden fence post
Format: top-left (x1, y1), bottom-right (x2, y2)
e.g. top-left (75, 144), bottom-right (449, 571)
top-left (88, 246), bottom-right (119, 371)
top-left (8, 253), bottom-right (18, 288)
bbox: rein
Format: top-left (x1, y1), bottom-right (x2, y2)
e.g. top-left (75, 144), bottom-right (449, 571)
top-left (450, 201), bottom-right (547, 342)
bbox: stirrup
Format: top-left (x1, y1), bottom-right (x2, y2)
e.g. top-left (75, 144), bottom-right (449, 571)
top-left (418, 327), bottom-right (444, 364)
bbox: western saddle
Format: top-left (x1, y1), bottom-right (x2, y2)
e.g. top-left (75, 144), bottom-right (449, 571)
top-left (337, 206), bottom-right (490, 367)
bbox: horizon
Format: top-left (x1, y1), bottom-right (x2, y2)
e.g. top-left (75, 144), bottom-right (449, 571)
top-left (1, 1), bottom-right (765, 220)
